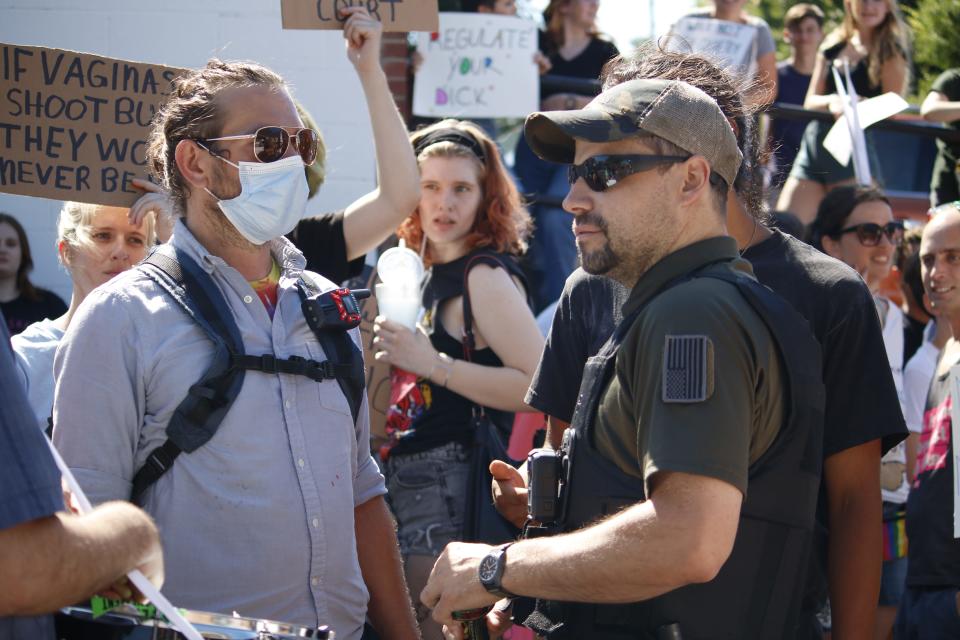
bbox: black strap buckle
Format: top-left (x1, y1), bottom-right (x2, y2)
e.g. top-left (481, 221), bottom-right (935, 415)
top-left (298, 357), bottom-right (336, 382)
top-left (258, 354), bottom-right (277, 373)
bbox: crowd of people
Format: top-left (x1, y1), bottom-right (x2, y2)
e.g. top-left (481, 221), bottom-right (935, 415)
top-left (3, 0), bottom-right (960, 639)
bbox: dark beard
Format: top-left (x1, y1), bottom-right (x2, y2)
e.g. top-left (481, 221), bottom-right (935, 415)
top-left (579, 240), bottom-right (619, 275)
top-left (575, 213), bottom-right (619, 275)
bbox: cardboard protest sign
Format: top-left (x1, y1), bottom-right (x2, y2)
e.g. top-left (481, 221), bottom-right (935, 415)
top-left (281, 0), bottom-right (439, 32)
top-left (0, 43), bottom-right (186, 207)
top-left (666, 17), bottom-right (759, 75)
top-left (412, 13), bottom-right (538, 119)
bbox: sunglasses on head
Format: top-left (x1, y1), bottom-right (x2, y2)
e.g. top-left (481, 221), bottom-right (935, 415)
top-left (567, 154), bottom-right (690, 192)
top-left (836, 221), bottom-right (904, 247)
top-left (200, 126), bottom-right (319, 165)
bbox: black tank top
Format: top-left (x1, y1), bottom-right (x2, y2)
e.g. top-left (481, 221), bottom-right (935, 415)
top-left (822, 41), bottom-right (882, 98)
top-left (386, 249), bottom-right (528, 456)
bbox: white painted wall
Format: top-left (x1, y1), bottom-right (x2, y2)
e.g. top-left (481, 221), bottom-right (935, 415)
top-left (0, 0), bottom-right (377, 302)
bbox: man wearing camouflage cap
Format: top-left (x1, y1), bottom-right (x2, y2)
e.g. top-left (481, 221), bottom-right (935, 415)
top-left (421, 78), bottom-right (825, 639)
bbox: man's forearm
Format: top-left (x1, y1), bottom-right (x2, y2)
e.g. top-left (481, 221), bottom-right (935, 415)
top-left (921, 101), bottom-right (960, 123)
top-left (824, 442), bottom-right (882, 639)
top-left (503, 474), bottom-right (739, 603)
top-left (359, 68), bottom-right (419, 203)
top-left (0, 502), bottom-right (160, 616)
top-left (341, 68), bottom-right (420, 261)
top-left (354, 496), bottom-right (419, 640)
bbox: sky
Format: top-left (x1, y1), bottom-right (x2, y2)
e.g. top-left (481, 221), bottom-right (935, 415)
top-left (523, 0), bottom-right (698, 52)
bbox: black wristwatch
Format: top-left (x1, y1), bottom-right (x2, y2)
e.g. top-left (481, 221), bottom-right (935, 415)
top-left (479, 542), bottom-right (516, 599)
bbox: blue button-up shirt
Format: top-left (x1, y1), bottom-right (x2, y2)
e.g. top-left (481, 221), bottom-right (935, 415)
top-left (0, 313), bottom-right (62, 640)
top-left (53, 222), bottom-right (385, 639)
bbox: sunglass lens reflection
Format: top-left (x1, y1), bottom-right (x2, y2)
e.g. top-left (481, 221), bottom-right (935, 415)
top-left (296, 130), bottom-right (319, 166)
top-left (255, 127), bottom-right (288, 163)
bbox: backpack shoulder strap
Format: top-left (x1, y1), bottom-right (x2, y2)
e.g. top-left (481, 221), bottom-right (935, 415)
top-left (132, 245), bottom-right (248, 501)
top-left (140, 244), bottom-right (244, 353)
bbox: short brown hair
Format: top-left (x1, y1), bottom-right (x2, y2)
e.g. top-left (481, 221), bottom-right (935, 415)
top-left (784, 3), bottom-right (825, 31)
top-left (146, 59), bottom-right (299, 214)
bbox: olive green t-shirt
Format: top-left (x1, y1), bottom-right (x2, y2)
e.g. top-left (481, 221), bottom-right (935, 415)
top-left (594, 236), bottom-right (785, 497)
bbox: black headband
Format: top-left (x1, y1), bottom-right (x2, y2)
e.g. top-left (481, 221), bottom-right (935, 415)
top-left (413, 128), bottom-right (486, 163)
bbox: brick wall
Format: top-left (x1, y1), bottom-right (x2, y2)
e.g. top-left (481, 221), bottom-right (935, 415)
top-left (381, 33), bottom-right (412, 124)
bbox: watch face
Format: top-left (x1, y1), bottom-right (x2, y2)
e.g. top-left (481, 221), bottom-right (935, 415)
top-left (479, 554), bottom-right (499, 583)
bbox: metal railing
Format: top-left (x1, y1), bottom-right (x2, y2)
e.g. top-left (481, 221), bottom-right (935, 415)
top-left (529, 74), bottom-right (954, 205)
top-left (540, 73), bottom-right (960, 144)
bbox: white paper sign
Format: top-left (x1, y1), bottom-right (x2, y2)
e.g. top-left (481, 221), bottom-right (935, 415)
top-left (822, 90), bottom-right (909, 172)
top-left (950, 365), bottom-right (960, 539)
top-left (666, 17), bottom-right (759, 76)
top-left (413, 13), bottom-right (538, 119)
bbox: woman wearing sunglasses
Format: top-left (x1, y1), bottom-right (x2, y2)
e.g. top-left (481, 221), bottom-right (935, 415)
top-left (371, 119), bottom-right (543, 639)
top-left (811, 183), bottom-right (910, 637)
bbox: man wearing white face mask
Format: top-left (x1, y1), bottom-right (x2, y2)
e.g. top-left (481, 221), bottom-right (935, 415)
top-left (51, 9), bottom-right (419, 640)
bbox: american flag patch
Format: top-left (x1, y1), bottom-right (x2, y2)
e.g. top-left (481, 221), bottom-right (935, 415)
top-left (662, 335), bottom-right (713, 403)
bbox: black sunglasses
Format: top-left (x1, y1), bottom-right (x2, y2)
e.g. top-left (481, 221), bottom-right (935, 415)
top-left (835, 221), bottom-right (904, 247)
top-left (567, 154), bottom-right (690, 192)
top-left (201, 126), bottom-right (319, 165)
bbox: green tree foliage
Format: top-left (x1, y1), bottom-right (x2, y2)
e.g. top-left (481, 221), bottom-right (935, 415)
top-left (906, 0), bottom-right (960, 96)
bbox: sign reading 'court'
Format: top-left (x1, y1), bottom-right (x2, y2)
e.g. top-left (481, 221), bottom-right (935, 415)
top-left (281, 0), bottom-right (439, 32)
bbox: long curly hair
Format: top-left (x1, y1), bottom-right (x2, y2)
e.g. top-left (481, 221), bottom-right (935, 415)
top-left (397, 120), bottom-right (530, 267)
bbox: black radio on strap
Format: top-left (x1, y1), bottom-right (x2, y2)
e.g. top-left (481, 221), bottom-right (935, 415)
top-left (130, 244), bottom-right (365, 502)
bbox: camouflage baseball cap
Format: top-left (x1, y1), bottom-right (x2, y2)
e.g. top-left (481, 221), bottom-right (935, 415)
top-left (524, 78), bottom-right (742, 187)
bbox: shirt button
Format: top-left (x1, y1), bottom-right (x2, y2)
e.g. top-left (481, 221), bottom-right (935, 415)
top-left (243, 295), bottom-right (253, 303)
top-left (311, 577), bottom-right (319, 587)
top-left (298, 458), bottom-right (305, 468)
top-left (312, 517), bottom-right (319, 528)
top-left (284, 400), bottom-right (291, 409)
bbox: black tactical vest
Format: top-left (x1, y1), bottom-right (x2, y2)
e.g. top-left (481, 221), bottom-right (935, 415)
top-left (526, 265), bottom-right (825, 640)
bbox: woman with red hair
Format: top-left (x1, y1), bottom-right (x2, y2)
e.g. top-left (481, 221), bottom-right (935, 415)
top-left (373, 119), bottom-right (542, 638)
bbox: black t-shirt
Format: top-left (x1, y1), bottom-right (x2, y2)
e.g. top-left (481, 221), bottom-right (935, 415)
top-left (287, 211), bottom-right (365, 284)
top-left (822, 41), bottom-right (881, 98)
top-left (538, 32), bottom-right (619, 100)
top-left (905, 360), bottom-right (960, 586)
top-left (743, 229), bottom-right (907, 620)
top-left (525, 268), bottom-right (628, 422)
top-left (743, 230), bottom-right (906, 457)
top-left (930, 68), bottom-right (960, 205)
top-left (1, 288), bottom-right (67, 336)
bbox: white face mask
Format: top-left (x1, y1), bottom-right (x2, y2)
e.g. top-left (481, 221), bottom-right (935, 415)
top-left (205, 154), bottom-right (308, 246)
